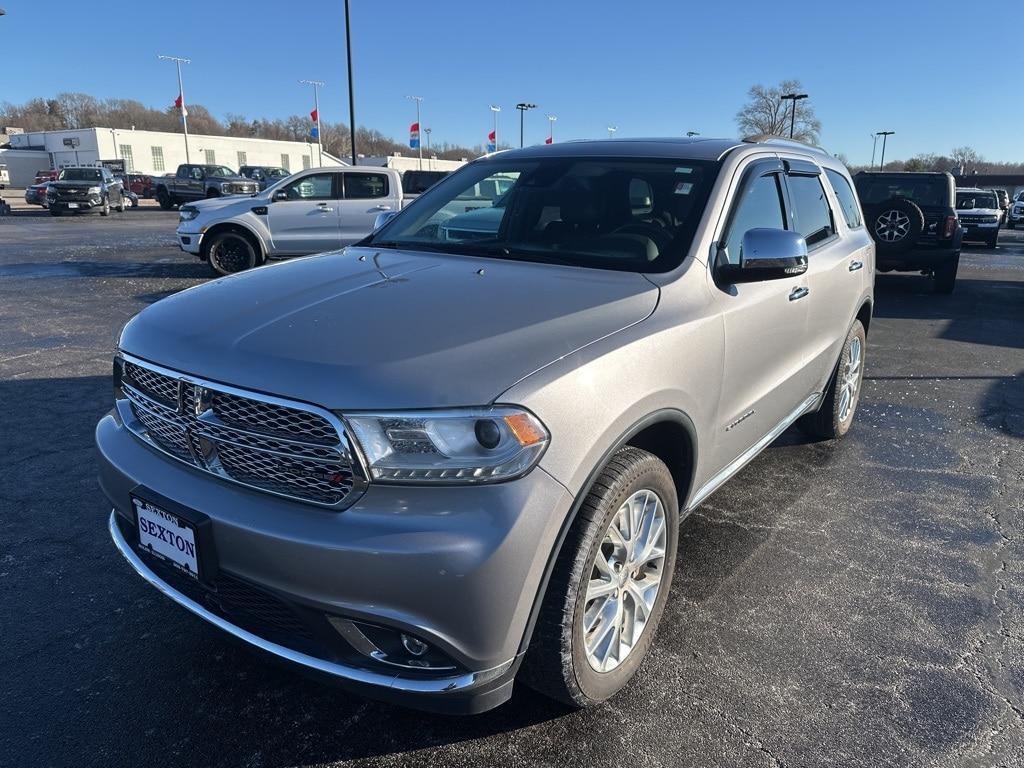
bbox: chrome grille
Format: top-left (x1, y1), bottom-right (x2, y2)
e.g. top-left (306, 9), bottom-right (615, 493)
top-left (119, 355), bottom-right (364, 507)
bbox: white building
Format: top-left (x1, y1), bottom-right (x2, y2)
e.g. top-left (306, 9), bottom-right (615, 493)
top-left (2, 127), bottom-right (347, 186)
top-left (356, 153), bottom-right (468, 173)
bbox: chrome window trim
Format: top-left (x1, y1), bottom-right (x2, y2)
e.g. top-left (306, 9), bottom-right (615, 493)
top-left (117, 352), bottom-right (369, 509)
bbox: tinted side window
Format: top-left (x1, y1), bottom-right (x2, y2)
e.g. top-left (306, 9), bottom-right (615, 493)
top-left (344, 173), bottom-right (389, 199)
top-left (788, 175), bottom-right (835, 247)
top-left (278, 173), bottom-right (334, 201)
top-left (824, 169), bottom-right (862, 229)
top-left (722, 172), bottom-right (786, 265)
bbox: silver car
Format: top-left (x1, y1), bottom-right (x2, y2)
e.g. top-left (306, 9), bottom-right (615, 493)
top-left (98, 137), bottom-right (874, 713)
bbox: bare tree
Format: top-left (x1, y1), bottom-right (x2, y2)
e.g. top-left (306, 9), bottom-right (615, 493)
top-left (735, 79), bottom-right (821, 143)
top-left (950, 146), bottom-right (981, 173)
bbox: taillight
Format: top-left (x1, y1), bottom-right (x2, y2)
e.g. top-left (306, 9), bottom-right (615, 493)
top-left (943, 215), bottom-right (956, 239)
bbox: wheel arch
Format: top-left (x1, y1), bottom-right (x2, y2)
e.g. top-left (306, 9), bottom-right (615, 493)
top-left (200, 221), bottom-right (267, 263)
top-left (516, 409), bottom-right (698, 657)
top-left (856, 297), bottom-right (873, 336)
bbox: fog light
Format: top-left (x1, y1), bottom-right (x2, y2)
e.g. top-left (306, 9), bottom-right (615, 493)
top-left (401, 633), bottom-right (429, 656)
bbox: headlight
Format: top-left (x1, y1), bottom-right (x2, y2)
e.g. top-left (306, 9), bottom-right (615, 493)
top-left (88, 186), bottom-right (101, 195)
top-left (346, 407), bottom-right (549, 484)
top-left (220, 182), bottom-right (232, 193)
top-left (179, 206), bottom-right (200, 222)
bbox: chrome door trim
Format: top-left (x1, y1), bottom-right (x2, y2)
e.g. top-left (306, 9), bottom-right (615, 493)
top-left (686, 393), bottom-right (821, 512)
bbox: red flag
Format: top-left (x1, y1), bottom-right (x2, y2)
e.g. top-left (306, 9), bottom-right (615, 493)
top-left (410, 121), bottom-right (420, 133)
top-left (488, 130), bottom-right (496, 142)
top-left (310, 108), bottom-right (318, 123)
top-left (545, 136), bottom-right (553, 144)
top-left (173, 94), bottom-right (183, 109)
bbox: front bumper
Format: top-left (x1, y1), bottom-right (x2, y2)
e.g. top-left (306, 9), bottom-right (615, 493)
top-left (50, 196), bottom-right (103, 212)
top-left (97, 413), bottom-right (572, 712)
top-left (960, 222), bottom-right (999, 242)
top-left (176, 231), bottom-right (203, 255)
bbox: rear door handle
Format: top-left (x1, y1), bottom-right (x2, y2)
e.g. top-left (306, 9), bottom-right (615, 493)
top-left (317, 204), bottom-right (335, 212)
top-left (370, 205), bottom-right (391, 211)
top-left (848, 260), bottom-right (864, 272)
top-left (789, 286), bottom-right (810, 301)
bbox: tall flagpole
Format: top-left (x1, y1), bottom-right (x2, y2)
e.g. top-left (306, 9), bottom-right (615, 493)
top-left (300, 79), bottom-right (325, 166)
top-left (159, 55), bottom-right (191, 164)
top-left (407, 95), bottom-right (423, 170)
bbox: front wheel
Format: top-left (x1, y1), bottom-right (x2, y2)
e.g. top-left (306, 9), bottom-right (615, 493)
top-left (207, 231), bottom-right (260, 276)
top-left (116, 195), bottom-right (126, 213)
top-left (521, 446), bottom-right (679, 707)
top-left (99, 197), bottom-right (110, 217)
top-left (798, 319), bottom-right (867, 440)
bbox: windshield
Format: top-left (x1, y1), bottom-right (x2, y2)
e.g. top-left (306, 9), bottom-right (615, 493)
top-left (204, 166), bottom-right (237, 178)
top-left (266, 167), bottom-right (288, 178)
top-left (368, 157), bottom-right (718, 273)
top-left (957, 192), bottom-right (997, 209)
top-left (58, 168), bottom-right (102, 182)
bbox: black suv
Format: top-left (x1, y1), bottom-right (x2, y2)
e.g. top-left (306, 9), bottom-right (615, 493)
top-left (854, 171), bottom-right (962, 293)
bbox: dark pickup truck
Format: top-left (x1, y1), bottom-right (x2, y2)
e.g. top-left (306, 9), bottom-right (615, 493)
top-left (155, 164), bottom-right (260, 209)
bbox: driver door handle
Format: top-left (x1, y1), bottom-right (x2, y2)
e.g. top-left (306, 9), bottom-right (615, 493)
top-left (789, 286), bottom-right (810, 301)
top-left (848, 260), bottom-right (864, 272)
top-left (370, 205), bottom-right (391, 211)
top-left (317, 203), bottom-right (335, 212)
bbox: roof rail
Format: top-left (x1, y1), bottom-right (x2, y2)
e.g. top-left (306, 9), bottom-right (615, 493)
top-left (742, 134), bottom-right (829, 155)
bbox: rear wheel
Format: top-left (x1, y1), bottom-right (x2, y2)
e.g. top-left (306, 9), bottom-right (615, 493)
top-left (521, 446), bottom-right (678, 707)
top-left (207, 230), bottom-right (260, 276)
top-left (798, 320), bottom-right (866, 440)
top-left (933, 253), bottom-right (959, 294)
top-left (156, 188), bottom-right (174, 210)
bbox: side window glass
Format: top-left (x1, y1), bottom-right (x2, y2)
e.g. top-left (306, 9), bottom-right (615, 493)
top-left (279, 173), bottom-right (334, 201)
top-left (824, 169), bottom-right (862, 229)
top-left (722, 172), bottom-right (785, 265)
top-left (344, 173), bottom-right (389, 199)
top-left (788, 175), bottom-right (836, 247)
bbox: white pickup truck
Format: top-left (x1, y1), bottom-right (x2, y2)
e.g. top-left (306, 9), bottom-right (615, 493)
top-left (176, 167), bottom-right (409, 275)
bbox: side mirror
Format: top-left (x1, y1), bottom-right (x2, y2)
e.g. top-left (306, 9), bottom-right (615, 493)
top-left (272, 190), bottom-right (289, 202)
top-left (373, 210), bottom-right (400, 231)
top-left (718, 228), bottom-right (808, 283)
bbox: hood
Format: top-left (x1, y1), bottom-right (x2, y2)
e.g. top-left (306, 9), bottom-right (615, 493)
top-left (188, 193), bottom-right (262, 213)
top-left (119, 247), bottom-right (659, 410)
top-left (52, 180), bottom-right (99, 188)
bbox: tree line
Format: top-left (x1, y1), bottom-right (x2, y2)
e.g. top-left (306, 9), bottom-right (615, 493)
top-left (0, 92), bottom-right (483, 161)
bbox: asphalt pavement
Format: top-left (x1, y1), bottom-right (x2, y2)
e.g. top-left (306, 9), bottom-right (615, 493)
top-left (1, 206), bottom-right (1022, 768)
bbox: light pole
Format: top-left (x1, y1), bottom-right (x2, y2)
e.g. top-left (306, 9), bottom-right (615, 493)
top-left (299, 79), bottom-right (325, 167)
top-left (516, 103), bottom-right (536, 148)
top-left (607, 125), bottom-right (617, 139)
top-left (686, 131), bottom-right (700, 137)
top-left (424, 128), bottom-right (432, 168)
top-left (489, 105), bottom-right (501, 150)
top-left (870, 133), bottom-right (880, 169)
top-left (546, 115), bottom-right (557, 144)
top-left (407, 95), bottom-right (423, 169)
top-left (780, 92), bottom-right (808, 138)
top-left (877, 131), bottom-right (895, 170)
top-left (158, 55), bottom-right (191, 164)
top-left (343, 0), bottom-right (357, 166)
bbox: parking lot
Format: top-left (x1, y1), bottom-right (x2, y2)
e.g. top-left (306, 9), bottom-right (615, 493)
top-left (1, 204), bottom-right (1022, 767)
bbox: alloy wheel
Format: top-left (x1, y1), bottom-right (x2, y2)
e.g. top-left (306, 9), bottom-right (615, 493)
top-left (838, 336), bottom-right (863, 423)
top-left (210, 234), bottom-right (256, 274)
top-left (582, 488), bottom-right (667, 673)
top-left (875, 209), bottom-right (910, 242)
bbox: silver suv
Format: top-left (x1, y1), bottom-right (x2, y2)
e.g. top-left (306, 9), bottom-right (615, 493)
top-left (98, 137), bottom-right (874, 713)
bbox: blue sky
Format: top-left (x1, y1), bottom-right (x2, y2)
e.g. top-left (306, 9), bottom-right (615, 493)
top-left (1, 0), bottom-right (1019, 164)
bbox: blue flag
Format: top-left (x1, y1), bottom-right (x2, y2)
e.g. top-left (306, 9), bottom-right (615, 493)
top-left (310, 126), bottom-right (319, 139)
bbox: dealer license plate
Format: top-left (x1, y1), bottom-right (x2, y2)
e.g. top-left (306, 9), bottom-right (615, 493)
top-left (133, 497), bottom-right (199, 579)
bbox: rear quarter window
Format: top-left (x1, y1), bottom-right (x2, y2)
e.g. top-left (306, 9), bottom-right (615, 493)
top-left (824, 169), bottom-right (862, 229)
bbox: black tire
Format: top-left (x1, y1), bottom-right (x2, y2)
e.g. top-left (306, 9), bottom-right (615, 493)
top-left (865, 198), bottom-right (925, 256)
top-left (933, 253), bottom-right (959, 294)
top-left (206, 230), bottom-right (261, 276)
top-left (206, 188), bottom-right (221, 199)
top-left (1008, 222), bottom-right (1016, 230)
top-left (99, 197), bottom-right (110, 217)
top-left (116, 195), bottom-right (126, 213)
top-left (798, 320), bottom-right (866, 440)
top-left (156, 188), bottom-right (174, 210)
top-left (50, 208), bottom-right (61, 217)
top-left (987, 236), bottom-right (998, 250)
top-left (520, 446), bottom-right (679, 707)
